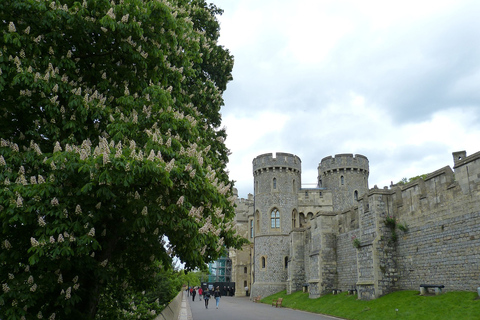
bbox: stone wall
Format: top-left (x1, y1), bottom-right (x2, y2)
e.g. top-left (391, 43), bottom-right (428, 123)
top-left (236, 150), bottom-right (480, 301)
top-left (336, 231), bottom-right (358, 290)
top-left (353, 150), bottom-right (480, 299)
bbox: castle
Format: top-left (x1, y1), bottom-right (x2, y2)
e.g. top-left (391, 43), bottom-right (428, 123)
top-left (229, 150), bottom-right (480, 300)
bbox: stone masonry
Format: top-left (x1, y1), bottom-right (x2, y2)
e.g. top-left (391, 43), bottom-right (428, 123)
top-left (230, 150), bottom-right (480, 301)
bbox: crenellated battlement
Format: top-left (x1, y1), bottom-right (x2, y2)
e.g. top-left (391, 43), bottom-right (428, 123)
top-left (319, 153), bottom-right (369, 174)
top-left (252, 152), bottom-right (301, 175)
top-left (238, 149), bottom-right (480, 302)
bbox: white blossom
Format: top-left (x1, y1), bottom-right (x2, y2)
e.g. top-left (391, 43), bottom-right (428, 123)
top-left (38, 216), bottom-right (46, 227)
top-left (3, 239), bottom-right (12, 250)
top-left (176, 196), bottom-right (184, 206)
top-left (8, 22), bottom-right (16, 32)
top-left (30, 237), bottom-right (39, 247)
top-left (51, 197), bottom-right (59, 206)
top-left (106, 8), bottom-right (115, 19)
top-left (65, 286), bottom-right (71, 299)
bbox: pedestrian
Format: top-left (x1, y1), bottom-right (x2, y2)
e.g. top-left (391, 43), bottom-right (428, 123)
top-left (192, 287), bottom-right (197, 302)
top-left (214, 286), bottom-right (221, 309)
top-left (198, 287), bottom-right (203, 301)
top-left (204, 288), bottom-right (210, 309)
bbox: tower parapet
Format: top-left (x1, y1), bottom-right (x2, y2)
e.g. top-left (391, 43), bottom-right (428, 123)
top-left (253, 152), bottom-right (302, 175)
top-left (319, 153), bottom-right (369, 174)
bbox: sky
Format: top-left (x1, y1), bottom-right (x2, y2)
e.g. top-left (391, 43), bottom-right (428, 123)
top-left (213, 0), bottom-right (480, 199)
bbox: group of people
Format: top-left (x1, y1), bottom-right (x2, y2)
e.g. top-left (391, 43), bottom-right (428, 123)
top-left (188, 286), bottom-right (223, 309)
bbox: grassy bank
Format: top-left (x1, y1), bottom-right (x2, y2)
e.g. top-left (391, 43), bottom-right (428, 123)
top-left (262, 290), bottom-right (480, 319)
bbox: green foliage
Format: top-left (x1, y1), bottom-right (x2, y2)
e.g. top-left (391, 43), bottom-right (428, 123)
top-left (351, 235), bottom-right (361, 248)
top-left (384, 215), bottom-right (397, 230)
top-left (397, 174), bottom-right (428, 185)
top-left (262, 290), bottom-right (480, 320)
top-left (398, 222), bottom-right (409, 232)
top-left (178, 269), bottom-right (205, 288)
top-left (0, 0), bottom-right (245, 318)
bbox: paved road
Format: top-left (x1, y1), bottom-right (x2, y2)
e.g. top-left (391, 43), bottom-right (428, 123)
top-left (187, 294), bottom-right (345, 320)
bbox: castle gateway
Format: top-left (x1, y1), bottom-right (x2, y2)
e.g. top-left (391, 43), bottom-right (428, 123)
top-left (229, 150), bottom-right (480, 300)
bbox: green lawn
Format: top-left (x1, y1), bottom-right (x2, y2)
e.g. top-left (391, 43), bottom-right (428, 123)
top-left (262, 290), bottom-right (480, 320)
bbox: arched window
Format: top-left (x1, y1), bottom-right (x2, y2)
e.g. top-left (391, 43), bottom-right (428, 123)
top-left (244, 280), bottom-right (247, 287)
top-left (273, 177), bottom-right (277, 189)
top-left (261, 256), bottom-right (266, 269)
top-left (341, 175), bottom-right (344, 185)
top-left (354, 190), bottom-right (358, 200)
top-left (271, 209), bottom-right (280, 228)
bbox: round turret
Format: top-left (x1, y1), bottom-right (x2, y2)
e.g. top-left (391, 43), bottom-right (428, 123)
top-left (251, 152), bottom-right (301, 298)
top-left (318, 154), bottom-right (369, 212)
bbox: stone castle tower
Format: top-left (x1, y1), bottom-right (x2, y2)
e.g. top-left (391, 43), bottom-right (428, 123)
top-left (231, 150), bottom-right (480, 301)
top-left (251, 152), bottom-right (302, 297)
top-left (318, 154), bottom-right (369, 212)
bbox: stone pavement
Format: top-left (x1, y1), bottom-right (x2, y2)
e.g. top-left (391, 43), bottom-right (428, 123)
top-left (184, 293), bottom-right (345, 320)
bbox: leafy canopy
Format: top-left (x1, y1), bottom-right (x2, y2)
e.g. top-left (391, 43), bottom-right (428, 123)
top-left (0, 0), bottom-right (243, 318)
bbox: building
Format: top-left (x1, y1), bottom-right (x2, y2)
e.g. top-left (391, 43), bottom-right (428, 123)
top-left (230, 150), bottom-right (480, 300)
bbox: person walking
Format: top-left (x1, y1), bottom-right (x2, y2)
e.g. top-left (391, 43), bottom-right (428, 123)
top-left (204, 288), bottom-right (210, 309)
top-left (214, 286), bottom-right (221, 309)
top-left (192, 287), bottom-right (197, 302)
top-left (198, 287), bottom-right (203, 301)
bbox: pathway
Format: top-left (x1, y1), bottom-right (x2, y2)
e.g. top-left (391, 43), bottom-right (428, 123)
top-left (186, 293), bottom-right (345, 320)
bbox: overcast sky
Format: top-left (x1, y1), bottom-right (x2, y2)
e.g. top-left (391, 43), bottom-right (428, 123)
top-left (213, 0), bottom-right (480, 199)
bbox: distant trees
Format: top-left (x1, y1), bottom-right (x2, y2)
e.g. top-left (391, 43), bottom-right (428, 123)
top-left (397, 174), bottom-right (428, 185)
top-left (0, 0), bottom-right (244, 318)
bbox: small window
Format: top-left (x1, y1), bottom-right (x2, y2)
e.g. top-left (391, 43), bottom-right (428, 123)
top-left (273, 178), bottom-right (277, 189)
top-left (318, 179), bottom-right (322, 188)
top-left (354, 190), bottom-right (358, 200)
top-left (341, 176), bottom-right (344, 185)
top-left (305, 191), bottom-right (309, 198)
top-left (256, 211), bottom-right (260, 232)
top-left (284, 256), bottom-right (288, 269)
top-left (244, 267), bottom-right (247, 274)
top-left (271, 209), bottom-right (280, 228)
top-left (250, 219), bottom-right (254, 238)
top-left (261, 256), bottom-right (266, 269)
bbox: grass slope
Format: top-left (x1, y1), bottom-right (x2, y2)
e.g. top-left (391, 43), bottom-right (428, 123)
top-left (262, 290), bottom-right (480, 320)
